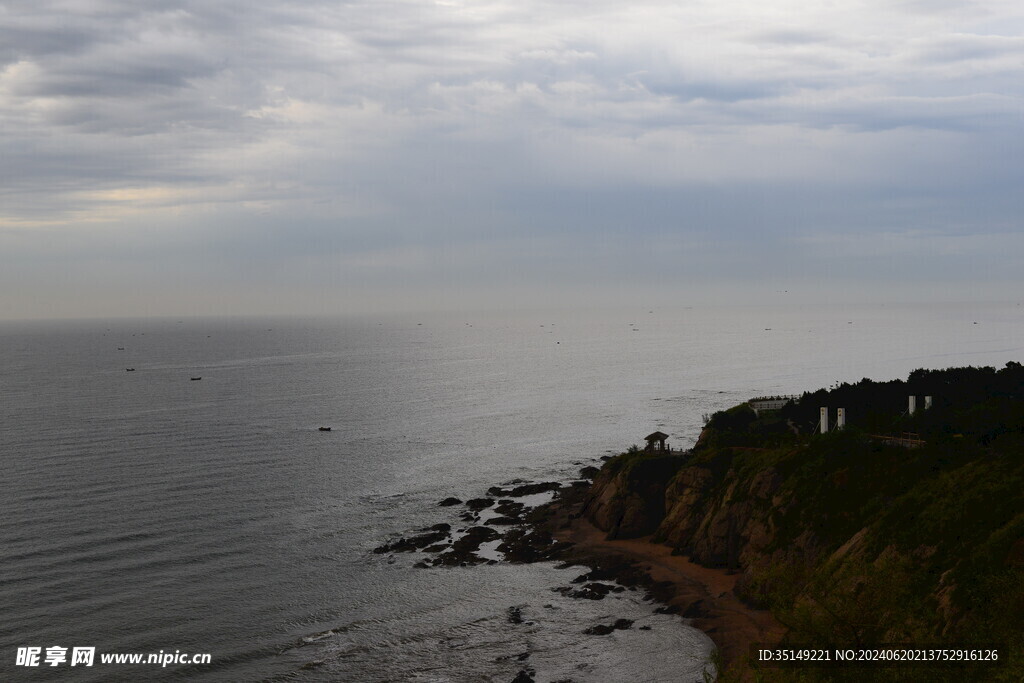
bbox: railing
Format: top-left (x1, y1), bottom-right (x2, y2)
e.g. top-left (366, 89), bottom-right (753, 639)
top-left (748, 396), bottom-right (799, 415)
top-left (748, 394), bottom-right (801, 403)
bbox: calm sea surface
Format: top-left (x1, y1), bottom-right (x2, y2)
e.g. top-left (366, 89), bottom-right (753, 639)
top-left (2, 303), bottom-right (1022, 681)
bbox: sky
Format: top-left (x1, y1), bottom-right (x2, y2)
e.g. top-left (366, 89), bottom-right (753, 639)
top-left (1, 0), bottom-right (1023, 319)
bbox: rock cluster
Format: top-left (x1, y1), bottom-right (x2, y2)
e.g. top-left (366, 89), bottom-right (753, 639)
top-left (487, 481), bottom-right (561, 497)
top-left (374, 472), bottom-right (659, 679)
top-left (374, 482), bottom-right (573, 568)
top-left (372, 523), bottom-right (451, 554)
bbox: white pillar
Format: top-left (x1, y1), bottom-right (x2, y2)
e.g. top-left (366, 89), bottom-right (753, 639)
top-left (836, 408), bottom-right (845, 429)
top-left (908, 396), bottom-right (917, 415)
top-left (820, 407), bottom-right (829, 434)
top-left (924, 396), bottom-right (933, 410)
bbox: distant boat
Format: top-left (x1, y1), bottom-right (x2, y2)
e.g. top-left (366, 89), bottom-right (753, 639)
top-left (318, 426), bottom-right (332, 432)
top-left (126, 368), bottom-right (135, 372)
top-left (117, 347), bottom-right (125, 350)
top-left (190, 377), bottom-right (202, 381)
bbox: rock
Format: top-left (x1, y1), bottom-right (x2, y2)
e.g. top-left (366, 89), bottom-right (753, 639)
top-left (488, 482), bottom-right (562, 497)
top-left (511, 670), bottom-right (535, 683)
top-left (579, 466), bottom-right (600, 479)
top-left (583, 618), bottom-right (633, 635)
top-left (498, 528), bottom-right (573, 563)
top-left (564, 582), bottom-right (621, 600)
top-left (583, 455), bottom-right (685, 539)
top-left (373, 527), bottom-right (450, 554)
top-left (462, 525), bottom-right (501, 543)
top-left (655, 467), bottom-right (715, 549)
top-left (494, 500), bottom-right (526, 517)
top-left (485, 516), bottom-right (522, 526)
top-left (466, 497), bottom-right (495, 511)
top-left (512, 481), bottom-right (561, 496)
top-left (432, 526), bottom-right (500, 566)
top-left (438, 497), bottom-right (463, 507)
top-left (570, 558), bottom-right (649, 589)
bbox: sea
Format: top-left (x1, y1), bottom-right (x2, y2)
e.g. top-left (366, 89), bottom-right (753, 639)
top-left (2, 302), bottom-right (1022, 682)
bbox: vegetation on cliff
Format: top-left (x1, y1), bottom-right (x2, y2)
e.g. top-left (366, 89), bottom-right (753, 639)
top-left (585, 363), bottom-right (1024, 681)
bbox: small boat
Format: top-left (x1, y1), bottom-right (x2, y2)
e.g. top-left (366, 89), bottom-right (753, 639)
top-left (318, 426), bottom-right (332, 432)
top-left (126, 368), bottom-right (135, 372)
top-left (190, 377), bottom-right (202, 381)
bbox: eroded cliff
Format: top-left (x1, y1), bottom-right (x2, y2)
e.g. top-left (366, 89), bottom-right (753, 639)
top-left (583, 365), bottom-right (1024, 676)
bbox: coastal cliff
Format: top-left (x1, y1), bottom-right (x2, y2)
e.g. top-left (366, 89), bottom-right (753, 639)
top-left (582, 364), bottom-right (1024, 680)
top-left (581, 451), bottom-right (685, 539)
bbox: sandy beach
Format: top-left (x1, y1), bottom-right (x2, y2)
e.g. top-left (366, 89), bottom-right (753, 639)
top-left (548, 494), bottom-right (784, 670)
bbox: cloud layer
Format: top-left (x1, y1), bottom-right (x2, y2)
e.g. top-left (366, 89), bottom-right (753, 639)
top-left (2, 0), bottom-right (1023, 317)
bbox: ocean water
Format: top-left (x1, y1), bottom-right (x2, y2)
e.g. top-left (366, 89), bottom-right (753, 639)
top-left (1, 303), bottom-right (1022, 681)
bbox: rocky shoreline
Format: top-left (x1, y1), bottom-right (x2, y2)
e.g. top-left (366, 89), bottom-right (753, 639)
top-left (372, 464), bottom-right (782, 681)
top-left (372, 478), bottom-right (579, 569)
top-left (374, 365), bottom-right (1024, 681)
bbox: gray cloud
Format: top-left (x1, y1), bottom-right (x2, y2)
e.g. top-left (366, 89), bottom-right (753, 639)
top-left (914, 33), bottom-right (1024, 64)
top-left (1, 0), bottom-right (1023, 318)
top-left (752, 29), bottom-right (834, 46)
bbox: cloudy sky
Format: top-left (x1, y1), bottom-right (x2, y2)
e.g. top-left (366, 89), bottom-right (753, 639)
top-left (2, 0), bottom-right (1023, 318)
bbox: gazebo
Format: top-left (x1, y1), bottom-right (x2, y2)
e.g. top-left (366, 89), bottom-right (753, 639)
top-left (644, 431), bottom-right (670, 452)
